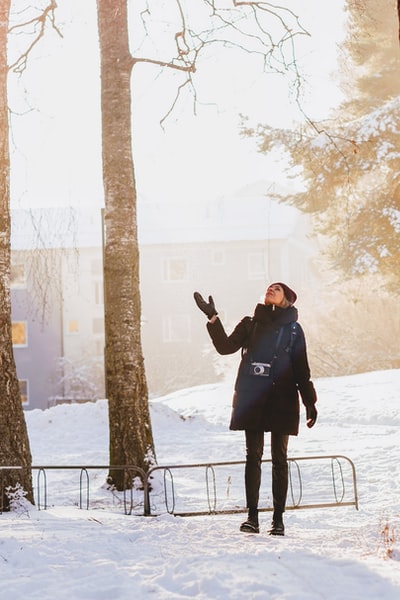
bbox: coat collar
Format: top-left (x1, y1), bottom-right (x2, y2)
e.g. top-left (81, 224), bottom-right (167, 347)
top-left (253, 303), bottom-right (298, 326)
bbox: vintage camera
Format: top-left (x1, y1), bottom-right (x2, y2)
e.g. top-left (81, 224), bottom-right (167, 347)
top-left (250, 362), bottom-right (271, 377)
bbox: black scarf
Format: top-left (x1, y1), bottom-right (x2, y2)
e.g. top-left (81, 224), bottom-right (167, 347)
top-left (252, 303), bottom-right (298, 329)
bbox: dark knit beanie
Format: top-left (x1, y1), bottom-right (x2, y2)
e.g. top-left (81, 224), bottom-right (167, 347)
top-left (271, 282), bottom-right (297, 305)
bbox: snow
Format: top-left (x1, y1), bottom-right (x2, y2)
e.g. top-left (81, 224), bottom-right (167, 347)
top-left (1, 369), bottom-right (400, 599)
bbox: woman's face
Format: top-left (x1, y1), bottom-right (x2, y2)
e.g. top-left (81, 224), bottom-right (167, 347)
top-left (264, 284), bottom-right (285, 306)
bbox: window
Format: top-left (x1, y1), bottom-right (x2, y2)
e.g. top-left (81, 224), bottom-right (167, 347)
top-left (66, 254), bottom-right (79, 274)
top-left (67, 320), bottom-right (79, 334)
top-left (11, 263), bottom-right (26, 288)
top-left (19, 380), bottom-right (29, 406)
top-left (212, 250), bottom-right (225, 266)
top-left (91, 259), bottom-right (102, 275)
top-left (92, 318), bottom-right (104, 335)
top-left (94, 281), bottom-right (104, 305)
top-left (12, 321), bottom-right (28, 346)
top-left (162, 257), bottom-right (188, 282)
top-left (162, 315), bottom-right (191, 342)
top-left (94, 339), bottom-right (104, 356)
top-left (248, 252), bottom-right (266, 280)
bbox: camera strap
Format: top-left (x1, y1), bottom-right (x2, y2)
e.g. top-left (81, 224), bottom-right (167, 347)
top-left (245, 323), bottom-right (285, 365)
top-left (272, 326), bottom-right (285, 361)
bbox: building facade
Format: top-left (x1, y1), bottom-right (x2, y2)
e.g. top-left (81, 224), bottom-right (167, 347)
top-left (11, 185), bottom-right (317, 410)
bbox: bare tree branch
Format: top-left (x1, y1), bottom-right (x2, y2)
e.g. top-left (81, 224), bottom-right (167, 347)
top-left (131, 1), bottom-right (311, 126)
top-left (175, 0), bottom-right (190, 58)
top-left (8, 1), bottom-right (63, 74)
top-left (160, 77), bottom-right (194, 127)
top-left (233, 0), bottom-right (310, 37)
top-left (132, 56), bottom-right (195, 72)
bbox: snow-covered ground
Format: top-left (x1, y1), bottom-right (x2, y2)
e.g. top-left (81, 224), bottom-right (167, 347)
top-left (1, 369), bottom-right (399, 599)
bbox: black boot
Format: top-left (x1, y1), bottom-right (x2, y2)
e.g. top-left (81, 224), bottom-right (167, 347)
top-left (269, 511), bottom-right (285, 536)
top-left (240, 508), bottom-right (259, 534)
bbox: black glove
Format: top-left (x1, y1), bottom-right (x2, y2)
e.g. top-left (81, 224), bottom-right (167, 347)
top-left (193, 291), bottom-right (217, 320)
top-left (306, 404), bottom-right (317, 428)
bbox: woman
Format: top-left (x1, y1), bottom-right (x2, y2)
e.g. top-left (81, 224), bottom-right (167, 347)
top-left (194, 282), bottom-right (317, 536)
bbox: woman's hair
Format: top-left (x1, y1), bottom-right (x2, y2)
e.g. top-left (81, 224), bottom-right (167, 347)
top-left (279, 297), bottom-right (292, 309)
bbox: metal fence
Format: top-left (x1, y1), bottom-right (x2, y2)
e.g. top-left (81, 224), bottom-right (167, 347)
top-left (0, 454), bottom-right (358, 516)
top-left (144, 455), bottom-right (358, 516)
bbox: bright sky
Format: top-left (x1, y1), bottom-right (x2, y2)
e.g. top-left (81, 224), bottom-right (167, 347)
top-left (8, 0), bottom-right (346, 211)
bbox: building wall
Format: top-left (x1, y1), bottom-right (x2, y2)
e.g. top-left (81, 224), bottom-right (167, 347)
top-left (11, 247), bottom-right (105, 410)
top-left (139, 235), bottom-right (313, 397)
top-left (11, 208), bottom-right (316, 409)
top-left (11, 250), bottom-right (63, 410)
top-left (59, 249), bottom-right (105, 403)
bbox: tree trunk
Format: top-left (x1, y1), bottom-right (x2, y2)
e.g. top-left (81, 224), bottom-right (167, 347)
top-left (0, 0), bottom-right (34, 509)
top-left (97, 0), bottom-right (156, 490)
top-left (398, 0), bottom-right (400, 42)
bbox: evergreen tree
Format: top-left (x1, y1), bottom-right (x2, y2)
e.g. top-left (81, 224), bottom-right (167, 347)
top-left (243, 0), bottom-right (400, 291)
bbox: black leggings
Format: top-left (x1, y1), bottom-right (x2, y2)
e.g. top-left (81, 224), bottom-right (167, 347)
top-left (244, 430), bottom-right (289, 514)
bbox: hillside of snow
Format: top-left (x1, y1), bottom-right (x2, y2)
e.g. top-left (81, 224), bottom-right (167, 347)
top-left (0, 369), bottom-right (399, 599)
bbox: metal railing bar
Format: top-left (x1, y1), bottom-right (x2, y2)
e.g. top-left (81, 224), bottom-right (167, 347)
top-left (163, 468), bottom-right (175, 515)
top-left (37, 468), bottom-right (47, 510)
top-left (331, 457), bottom-right (345, 504)
top-left (79, 468), bottom-right (90, 510)
top-left (170, 501), bottom-right (358, 518)
top-left (145, 454), bottom-right (358, 472)
top-left (145, 455), bottom-right (359, 516)
top-left (0, 455), bottom-right (358, 516)
top-left (0, 465), bottom-right (146, 513)
top-left (288, 459), bottom-right (302, 507)
top-left (205, 465), bottom-right (217, 513)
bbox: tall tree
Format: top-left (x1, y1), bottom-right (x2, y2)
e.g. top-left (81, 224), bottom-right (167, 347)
top-left (97, 0), bottom-right (155, 488)
top-left (0, 0), bottom-right (34, 510)
top-left (342, 0), bottom-right (400, 112)
top-left (242, 0), bottom-right (400, 292)
top-left (96, 0), bottom-right (310, 489)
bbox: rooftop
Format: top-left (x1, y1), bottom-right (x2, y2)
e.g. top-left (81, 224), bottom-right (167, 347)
top-left (11, 181), bottom-right (303, 249)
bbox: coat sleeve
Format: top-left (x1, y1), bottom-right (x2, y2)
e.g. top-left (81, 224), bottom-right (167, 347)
top-left (206, 316), bottom-right (252, 355)
top-left (291, 325), bottom-right (317, 407)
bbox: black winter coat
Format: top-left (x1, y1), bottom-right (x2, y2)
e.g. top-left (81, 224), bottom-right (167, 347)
top-left (206, 303), bottom-right (317, 435)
